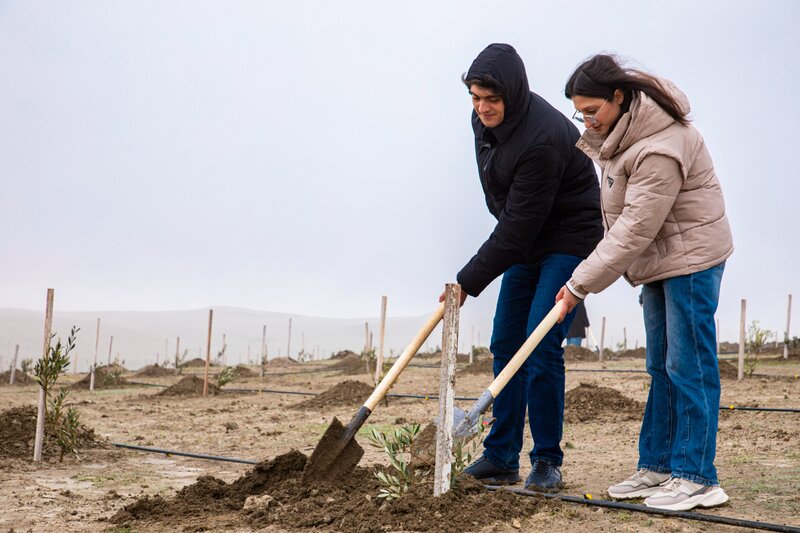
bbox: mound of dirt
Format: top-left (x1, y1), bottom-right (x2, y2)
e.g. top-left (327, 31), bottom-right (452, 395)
top-left (72, 365), bottom-right (131, 390)
top-left (614, 347), bottom-right (647, 359)
top-left (459, 357), bottom-right (493, 375)
top-left (266, 357), bottom-right (300, 367)
top-left (562, 345), bottom-right (598, 362)
top-left (134, 365), bottom-right (175, 377)
top-left (181, 357), bottom-right (209, 368)
top-left (332, 350), bottom-right (358, 360)
top-left (718, 359), bottom-right (739, 379)
top-left (111, 450), bottom-right (552, 532)
top-left (234, 365), bottom-right (259, 378)
top-left (158, 376), bottom-right (220, 396)
top-left (0, 405), bottom-right (104, 459)
top-left (291, 380), bottom-right (373, 409)
top-left (330, 353), bottom-right (367, 375)
top-left (564, 383), bottom-right (644, 423)
top-left (0, 370), bottom-right (35, 385)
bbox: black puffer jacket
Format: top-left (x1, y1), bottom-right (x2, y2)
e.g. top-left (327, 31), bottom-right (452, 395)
top-left (456, 44), bottom-right (603, 297)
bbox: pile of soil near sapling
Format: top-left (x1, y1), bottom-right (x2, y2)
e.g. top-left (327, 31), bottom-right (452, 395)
top-left (330, 353), bottom-right (367, 375)
top-left (266, 357), bottom-right (300, 367)
top-left (157, 375), bottom-right (220, 396)
top-left (234, 365), bottom-right (259, 378)
top-left (0, 370), bottom-right (35, 385)
top-left (72, 365), bottom-right (132, 390)
top-left (134, 364), bottom-right (175, 378)
top-left (718, 359), bottom-right (740, 380)
top-left (332, 350), bottom-right (359, 360)
top-left (0, 405), bottom-right (104, 460)
top-left (181, 357), bottom-right (210, 368)
top-left (562, 345), bottom-right (598, 362)
top-left (111, 449), bottom-right (554, 532)
top-left (614, 347), bottom-right (647, 359)
top-left (291, 380), bottom-right (373, 409)
top-left (564, 383), bottom-right (644, 423)
top-left (459, 357), bottom-right (493, 375)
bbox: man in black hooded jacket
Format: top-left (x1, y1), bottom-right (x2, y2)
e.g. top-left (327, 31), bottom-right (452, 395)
top-left (448, 44), bottom-right (602, 492)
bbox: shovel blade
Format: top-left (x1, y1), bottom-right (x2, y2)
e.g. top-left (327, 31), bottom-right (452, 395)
top-left (301, 416), bottom-right (365, 485)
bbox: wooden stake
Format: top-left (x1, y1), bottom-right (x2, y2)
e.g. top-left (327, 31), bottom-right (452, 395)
top-left (90, 318), bottom-right (100, 392)
top-left (107, 336), bottom-right (114, 366)
top-left (33, 288), bottom-right (54, 462)
top-left (434, 284), bottom-right (460, 497)
top-left (599, 316), bottom-right (606, 362)
top-left (375, 296), bottom-right (388, 383)
top-left (9, 344), bottom-right (19, 385)
top-left (623, 327), bottom-right (627, 350)
top-left (203, 309), bottom-right (213, 396)
top-left (174, 336), bottom-right (181, 374)
top-left (738, 299), bottom-right (746, 381)
top-left (287, 318), bottom-right (292, 360)
top-left (261, 324), bottom-right (266, 378)
top-left (364, 322), bottom-right (369, 352)
top-left (470, 325), bottom-right (475, 364)
top-left (784, 294), bottom-right (792, 360)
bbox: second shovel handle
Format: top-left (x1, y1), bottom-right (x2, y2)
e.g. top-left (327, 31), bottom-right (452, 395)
top-left (364, 303), bottom-right (445, 411)
top-left (487, 301), bottom-right (564, 398)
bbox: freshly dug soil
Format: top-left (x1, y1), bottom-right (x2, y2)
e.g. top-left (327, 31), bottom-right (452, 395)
top-left (134, 365), bottom-right (175, 377)
top-left (181, 357), bottom-right (209, 368)
top-left (562, 345), bottom-right (598, 362)
top-left (291, 380), bottom-right (373, 409)
top-left (330, 353), bottom-right (367, 375)
top-left (157, 376), bottom-right (220, 396)
top-left (112, 450), bottom-right (552, 532)
top-left (718, 359), bottom-right (739, 379)
top-left (332, 350), bottom-right (359, 360)
top-left (234, 365), bottom-right (259, 378)
top-left (0, 405), bottom-right (104, 459)
top-left (459, 357), bottom-right (493, 375)
top-left (0, 370), bottom-right (35, 385)
top-left (614, 347), bottom-right (647, 359)
top-left (266, 357), bottom-right (299, 367)
top-left (564, 383), bottom-right (644, 423)
top-left (72, 365), bottom-right (131, 390)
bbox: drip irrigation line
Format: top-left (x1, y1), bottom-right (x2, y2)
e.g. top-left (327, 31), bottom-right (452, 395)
top-left (120, 383), bottom-right (800, 413)
top-left (485, 486), bottom-right (800, 533)
top-left (112, 443), bottom-right (257, 465)
top-left (566, 368), bottom-right (647, 373)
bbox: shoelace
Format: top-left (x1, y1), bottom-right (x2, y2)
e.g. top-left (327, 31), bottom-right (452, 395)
top-left (659, 477), bottom-right (682, 494)
top-left (532, 460), bottom-right (553, 476)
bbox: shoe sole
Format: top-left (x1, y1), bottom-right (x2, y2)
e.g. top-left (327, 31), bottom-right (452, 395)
top-left (607, 486), bottom-right (663, 499)
top-left (475, 475), bottom-right (521, 485)
top-left (645, 488), bottom-right (729, 511)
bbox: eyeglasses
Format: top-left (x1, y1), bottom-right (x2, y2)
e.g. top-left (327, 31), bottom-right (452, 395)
top-left (572, 100), bottom-right (608, 126)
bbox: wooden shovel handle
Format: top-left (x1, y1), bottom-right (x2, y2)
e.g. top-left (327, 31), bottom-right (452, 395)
top-left (364, 303), bottom-right (445, 411)
top-left (487, 301), bottom-right (564, 398)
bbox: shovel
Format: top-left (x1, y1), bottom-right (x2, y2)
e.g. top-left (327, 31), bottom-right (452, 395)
top-left (301, 303), bottom-right (445, 484)
top-left (452, 301), bottom-right (564, 440)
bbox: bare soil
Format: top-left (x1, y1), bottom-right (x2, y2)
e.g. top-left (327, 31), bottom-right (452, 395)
top-left (1, 354), bottom-right (798, 533)
top-left (330, 353), bottom-right (368, 375)
top-left (134, 365), bottom-right (175, 378)
top-left (0, 369), bottom-right (35, 385)
top-left (234, 365), bottom-right (260, 378)
top-left (291, 380), bottom-right (373, 409)
top-left (0, 405), bottom-right (105, 460)
top-left (158, 375), bottom-right (220, 396)
top-left (72, 365), bottom-right (132, 390)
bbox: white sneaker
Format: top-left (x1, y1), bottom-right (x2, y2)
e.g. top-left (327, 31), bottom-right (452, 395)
top-left (644, 477), bottom-right (729, 511)
top-left (607, 469), bottom-right (671, 499)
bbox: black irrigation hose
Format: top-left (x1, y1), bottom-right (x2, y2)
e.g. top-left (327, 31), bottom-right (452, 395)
top-left (566, 368), bottom-right (648, 373)
top-left (112, 443), bottom-right (258, 465)
top-left (110, 442), bottom-right (799, 533)
top-left (485, 486), bottom-right (800, 533)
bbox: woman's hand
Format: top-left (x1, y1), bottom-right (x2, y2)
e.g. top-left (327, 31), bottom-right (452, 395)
top-left (555, 285), bottom-right (580, 322)
top-left (438, 289), bottom-right (468, 307)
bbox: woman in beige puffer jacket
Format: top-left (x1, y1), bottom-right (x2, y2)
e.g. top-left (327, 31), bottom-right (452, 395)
top-left (556, 54), bottom-right (733, 513)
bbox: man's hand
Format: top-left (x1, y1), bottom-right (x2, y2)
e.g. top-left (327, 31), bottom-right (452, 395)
top-left (555, 285), bottom-right (580, 322)
top-left (438, 289), bottom-right (468, 307)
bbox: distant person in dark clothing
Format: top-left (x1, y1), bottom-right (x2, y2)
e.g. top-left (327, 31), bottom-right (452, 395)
top-left (565, 302), bottom-right (589, 346)
top-left (439, 43), bottom-right (603, 493)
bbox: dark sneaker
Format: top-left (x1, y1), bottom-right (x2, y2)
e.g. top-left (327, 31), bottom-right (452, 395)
top-left (525, 459), bottom-right (564, 493)
top-left (463, 456), bottom-right (520, 485)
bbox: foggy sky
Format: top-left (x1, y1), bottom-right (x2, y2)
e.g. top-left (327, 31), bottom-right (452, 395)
top-left (1, 0), bottom-right (798, 353)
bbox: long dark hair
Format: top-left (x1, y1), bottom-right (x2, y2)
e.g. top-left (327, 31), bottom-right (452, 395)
top-left (565, 54), bottom-right (689, 126)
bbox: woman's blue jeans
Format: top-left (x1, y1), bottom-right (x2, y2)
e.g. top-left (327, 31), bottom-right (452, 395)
top-left (638, 262), bottom-right (725, 486)
top-left (482, 254), bottom-right (581, 470)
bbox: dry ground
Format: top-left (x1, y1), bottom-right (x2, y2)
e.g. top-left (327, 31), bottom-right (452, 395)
top-left (1, 354), bottom-right (798, 533)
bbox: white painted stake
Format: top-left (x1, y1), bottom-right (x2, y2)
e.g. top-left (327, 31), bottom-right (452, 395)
top-left (34, 288), bottom-right (55, 463)
top-left (107, 336), bottom-right (114, 366)
top-left (784, 294), bottom-right (792, 360)
top-left (10, 344), bottom-right (19, 385)
top-left (434, 284), bottom-right (460, 497)
top-left (599, 316), bottom-right (606, 362)
top-left (175, 337), bottom-right (181, 375)
top-left (738, 299), bottom-right (746, 381)
top-left (375, 296), bottom-right (388, 383)
top-left (203, 310), bottom-right (213, 396)
top-left (287, 318), bottom-right (292, 360)
top-left (90, 318), bottom-right (100, 392)
top-left (261, 324), bottom-right (267, 378)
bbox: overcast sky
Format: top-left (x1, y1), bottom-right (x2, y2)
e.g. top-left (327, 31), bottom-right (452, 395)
top-left (1, 1), bottom-right (798, 350)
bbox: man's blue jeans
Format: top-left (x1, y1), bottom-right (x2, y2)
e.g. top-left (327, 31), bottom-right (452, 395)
top-left (638, 262), bottom-right (725, 486)
top-left (482, 254), bottom-right (581, 470)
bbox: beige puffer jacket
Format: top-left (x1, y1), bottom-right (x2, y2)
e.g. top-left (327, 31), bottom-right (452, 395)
top-left (568, 84), bottom-right (733, 295)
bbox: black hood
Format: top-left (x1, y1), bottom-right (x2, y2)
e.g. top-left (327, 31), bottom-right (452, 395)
top-left (466, 43), bottom-right (532, 143)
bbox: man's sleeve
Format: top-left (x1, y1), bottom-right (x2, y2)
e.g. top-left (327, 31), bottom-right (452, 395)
top-left (457, 145), bottom-right (562, 296)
